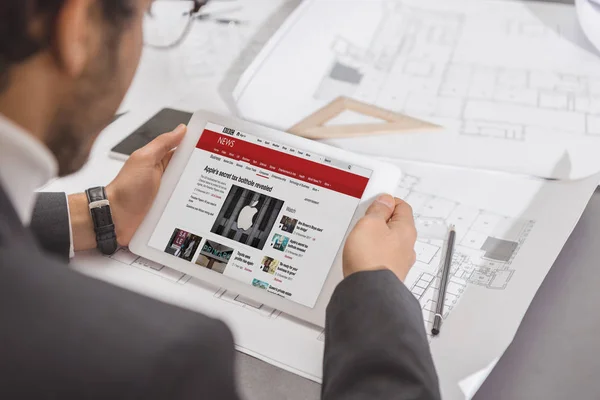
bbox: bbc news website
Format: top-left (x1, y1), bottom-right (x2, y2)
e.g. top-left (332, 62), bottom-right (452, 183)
top-left (148, 122), bottom-right (372, 308)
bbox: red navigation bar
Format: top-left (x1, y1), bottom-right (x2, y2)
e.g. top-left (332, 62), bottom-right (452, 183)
top-left (196, 130), bottom-right (369, 198)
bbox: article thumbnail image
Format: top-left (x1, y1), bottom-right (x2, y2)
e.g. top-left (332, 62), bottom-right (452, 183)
top-left (211, 185), bottom-right (284, 250)
top-left (164, 228), bottom-right (202, 262)
top-left (252, 278), bottom-right (270, 290)
top-left (270, 234), bottom-right (290, 252)
top-left (195, 240), bottom-right (235, 274)
top-left (279, 215), bottom-right (298, 234)
top-left (261, 256), bottom-right (280, 275)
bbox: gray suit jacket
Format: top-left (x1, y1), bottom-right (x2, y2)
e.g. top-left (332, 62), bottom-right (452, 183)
top-left (0, 187), bottom-right (440, 399)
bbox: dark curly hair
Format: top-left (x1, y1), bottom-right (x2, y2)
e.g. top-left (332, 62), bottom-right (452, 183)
top-left (0, 0), bottom-right (134, 90)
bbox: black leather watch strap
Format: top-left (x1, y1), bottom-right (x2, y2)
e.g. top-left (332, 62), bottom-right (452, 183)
top-left (85, 186), bottom-right (118, 255)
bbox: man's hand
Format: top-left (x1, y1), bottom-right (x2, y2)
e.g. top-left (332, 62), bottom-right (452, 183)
top-left (70, 125), bottom-right (187, 251)
top-left (343, 194), bottom-right (417, 282)
top-left (107, 124), bottom-right (187, 246)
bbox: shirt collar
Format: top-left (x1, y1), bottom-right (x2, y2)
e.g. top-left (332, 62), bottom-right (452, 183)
top-left (0, 114), bottom-right (58, 224)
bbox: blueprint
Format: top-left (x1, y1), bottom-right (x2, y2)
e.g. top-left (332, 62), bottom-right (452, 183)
top-left (55, 160), bottom-right (599, 399)
top-left (234, 0), bottom-right (600, 179)
top-left (314, 2), bottom-right (600, 140)
top-left (577, 0), bottom-right (600, 55)
top-left (398, 173), bottom-right (536, 337)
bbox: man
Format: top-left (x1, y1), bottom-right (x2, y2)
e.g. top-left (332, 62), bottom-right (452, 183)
top-left (0, 0), bottom-right (441, 398)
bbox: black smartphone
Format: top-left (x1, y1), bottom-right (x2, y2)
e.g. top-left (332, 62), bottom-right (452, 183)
top-left (109, 108), bottom-right (193, 160)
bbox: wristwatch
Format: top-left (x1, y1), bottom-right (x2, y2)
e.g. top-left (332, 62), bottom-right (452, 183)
top-left (85, 186), bottom-right (118, 255)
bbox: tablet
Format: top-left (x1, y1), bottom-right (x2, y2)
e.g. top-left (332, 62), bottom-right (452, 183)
top-left (130, 111), bottom-right (402, 327)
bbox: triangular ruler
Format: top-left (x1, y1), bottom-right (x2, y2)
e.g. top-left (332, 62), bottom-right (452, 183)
top-left (288, 96), bottom-right (441, 139)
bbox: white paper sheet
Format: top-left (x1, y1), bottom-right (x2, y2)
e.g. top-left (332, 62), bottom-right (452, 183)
top-left (118, 0), bottom-right (300, 115)
top-left (233, 0), bottom-right (600, 179)
top-left (395, 161), bottom-right (600, 398)
top-left (577, 0), bottom-right (600, 54)
top-left (46, 157), bottom-right (599, 399)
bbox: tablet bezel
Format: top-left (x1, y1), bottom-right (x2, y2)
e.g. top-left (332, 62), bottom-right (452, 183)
top-left (130, 110), bottom-right (402, 327)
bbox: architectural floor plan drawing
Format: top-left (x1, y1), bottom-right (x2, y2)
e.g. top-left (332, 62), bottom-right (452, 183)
top-left (110, 247), bottom-right (193, 285)
top-left (397, 174), bottom-right (536, 334)
top-left (234, 0), bottom-right (600, 178)
top-left (213, 288), bottom-right (283, 319)
top-left (315, 1), bottom-right (600, 141)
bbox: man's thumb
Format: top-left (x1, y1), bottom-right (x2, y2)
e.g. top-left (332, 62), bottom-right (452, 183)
top-left (365, 194), bottom-right (395, 220)
top-left (145, 124), bottom-right (187, 162)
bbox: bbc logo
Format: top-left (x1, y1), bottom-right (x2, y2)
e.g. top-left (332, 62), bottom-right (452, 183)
top-left (222, 127), bottom-right (235, 135)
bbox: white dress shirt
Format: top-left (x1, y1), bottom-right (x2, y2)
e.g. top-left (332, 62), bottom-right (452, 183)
top-left (0, 113), bottom-right (74, 256)
top-left (0, 114), bottom-right (58, 224)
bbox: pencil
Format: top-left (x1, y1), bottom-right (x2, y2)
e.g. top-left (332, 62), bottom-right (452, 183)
top-left (431, 225), bottom-right (456, 336)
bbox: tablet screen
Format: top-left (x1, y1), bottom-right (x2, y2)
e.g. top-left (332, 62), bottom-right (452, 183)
top-left (148, 123), bottom-right (372, 308)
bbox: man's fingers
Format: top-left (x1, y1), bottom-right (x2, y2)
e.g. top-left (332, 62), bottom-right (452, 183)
top-left (388, 198), bottom-right (416, 232)
top-left (138, 124), bottom-right (187, 163)
top-left (160, 149), bottom-right (176, 172)
top-left (365, 194), bottom-right (396, 221)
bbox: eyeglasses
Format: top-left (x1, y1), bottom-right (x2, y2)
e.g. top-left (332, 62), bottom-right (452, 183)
top-left (144, 0), bottom-right (210, 50)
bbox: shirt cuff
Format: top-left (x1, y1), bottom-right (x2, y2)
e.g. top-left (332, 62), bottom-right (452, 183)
top-left (65, 193), bottom-right (75, 258)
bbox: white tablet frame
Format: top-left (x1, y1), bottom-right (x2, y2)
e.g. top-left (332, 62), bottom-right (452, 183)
top-left (130, 110), bottom-right (402, 327)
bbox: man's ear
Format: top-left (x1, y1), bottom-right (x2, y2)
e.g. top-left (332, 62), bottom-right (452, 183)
top-left (54, 0), bottom-right (95, 77)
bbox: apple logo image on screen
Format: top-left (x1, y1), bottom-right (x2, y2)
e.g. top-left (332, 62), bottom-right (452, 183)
top-left (237, 200), bottom-right (259, 231)
top-left (210, 187), bottom-right (284, 251)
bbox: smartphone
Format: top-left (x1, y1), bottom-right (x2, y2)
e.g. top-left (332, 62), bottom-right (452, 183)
top-left (109, 108), bottom-right (193, 161)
